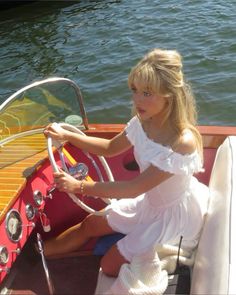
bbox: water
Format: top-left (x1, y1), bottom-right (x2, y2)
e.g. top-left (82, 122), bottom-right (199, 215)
top-left (0, 0), bottom-right (235, 125)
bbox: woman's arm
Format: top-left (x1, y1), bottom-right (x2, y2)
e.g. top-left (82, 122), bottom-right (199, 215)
top-left (44, 123), bottom-right (131, 157)
top-left (54, 165), bottom-right (173, 199)
top-left (53, 133), bottom-right (196, 198)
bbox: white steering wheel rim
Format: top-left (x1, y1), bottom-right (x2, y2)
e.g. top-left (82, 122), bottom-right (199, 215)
top-left (47, 123), bottom-right (114, 216)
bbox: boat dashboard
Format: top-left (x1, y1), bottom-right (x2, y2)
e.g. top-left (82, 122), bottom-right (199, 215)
top-left (0, 129), bottom-right (140, 284)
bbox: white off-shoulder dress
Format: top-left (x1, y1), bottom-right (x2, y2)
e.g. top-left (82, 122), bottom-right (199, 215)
top-left (106, 116), bottom-right (209, 262)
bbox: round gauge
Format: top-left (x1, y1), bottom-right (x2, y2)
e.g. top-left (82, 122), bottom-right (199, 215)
top-left (25, 204), bottom-right (36, 221)
top-left (0, 246), bottom-right (9, 265)
top-left (33, 190), bottom-right (44, 206)
top-left (5, 209), bottom-right (23, 243)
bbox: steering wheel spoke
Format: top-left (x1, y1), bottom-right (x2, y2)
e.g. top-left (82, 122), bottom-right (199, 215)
top-left (47, 123), bottom-right (114, 216)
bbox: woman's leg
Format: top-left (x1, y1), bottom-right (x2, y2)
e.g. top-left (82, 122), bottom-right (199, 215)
top-left (44, 214), bottom-right (115, 257)
top-left (100, 244), bottom-right (129, 277)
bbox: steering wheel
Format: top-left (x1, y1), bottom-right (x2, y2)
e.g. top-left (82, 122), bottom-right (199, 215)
top-left (46, 122), bottom-right (114, 216)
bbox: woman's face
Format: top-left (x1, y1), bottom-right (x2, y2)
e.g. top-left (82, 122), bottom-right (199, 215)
top-left (130, 83), bottom-right (167, 121)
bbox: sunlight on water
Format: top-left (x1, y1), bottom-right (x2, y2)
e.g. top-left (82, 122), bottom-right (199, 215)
top-left (0, 0), bottom-right (235, 125)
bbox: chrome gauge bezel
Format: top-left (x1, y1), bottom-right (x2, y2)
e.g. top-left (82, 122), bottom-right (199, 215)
top-left (0, 246), bottom-right (9, 265)
top-left (5, 209), bottom-right (23, 243)
top-left (33, 190), bottom-right (44, 206)
top-left (25, 204), bottom-right (36, 221)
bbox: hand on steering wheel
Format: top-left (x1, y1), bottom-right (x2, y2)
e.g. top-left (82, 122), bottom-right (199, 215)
top-left (46, 123), bottom-right (114, 216)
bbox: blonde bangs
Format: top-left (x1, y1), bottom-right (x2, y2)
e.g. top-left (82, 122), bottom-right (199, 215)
top-left (128, 63), bottom-right (161, 94)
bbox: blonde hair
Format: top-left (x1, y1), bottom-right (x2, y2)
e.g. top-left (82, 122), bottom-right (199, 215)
top-left (128, 48), bottom-right (203, 158)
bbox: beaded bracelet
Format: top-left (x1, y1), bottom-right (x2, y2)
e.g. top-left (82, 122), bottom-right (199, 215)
top-left (80, 180), bottom-right (85, 195)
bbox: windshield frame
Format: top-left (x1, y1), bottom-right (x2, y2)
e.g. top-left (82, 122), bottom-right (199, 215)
top-left (0, 77), bottom-right (89, 145)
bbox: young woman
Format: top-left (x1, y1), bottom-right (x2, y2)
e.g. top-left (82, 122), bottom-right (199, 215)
top-left (43, 48), bottom-right (209, 277)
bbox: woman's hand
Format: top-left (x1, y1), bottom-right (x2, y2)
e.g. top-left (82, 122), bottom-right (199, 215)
top-left (44, 123), bottom-right (68, 141)
top-left (53, 168), bottom-right (81, 194)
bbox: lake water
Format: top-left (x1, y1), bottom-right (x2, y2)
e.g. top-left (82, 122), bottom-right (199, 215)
top-left (0, 0), bottom-right (235, 125)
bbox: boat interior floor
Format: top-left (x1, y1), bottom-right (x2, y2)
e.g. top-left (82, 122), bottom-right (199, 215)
top-left (2, 234), bottom-right (101, 295)
top-left (2, 233), bottom-right (191, 295)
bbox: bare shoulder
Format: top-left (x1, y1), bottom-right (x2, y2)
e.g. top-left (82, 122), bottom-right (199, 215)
top-left (174, 129), bottom-right (197, 155)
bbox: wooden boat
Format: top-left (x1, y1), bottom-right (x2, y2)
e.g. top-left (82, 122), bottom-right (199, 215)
top-left (0, 77), bottom-right (235, 294)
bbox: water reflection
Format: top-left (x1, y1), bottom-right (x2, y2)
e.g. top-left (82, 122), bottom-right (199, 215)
top-left (0, 3), bottom-right (71, 90)
top-left (0, 1), bottom-right (235, 126)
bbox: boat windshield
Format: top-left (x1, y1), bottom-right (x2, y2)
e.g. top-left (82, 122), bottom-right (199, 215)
top-left (0, 78), bottom-right (88, 143)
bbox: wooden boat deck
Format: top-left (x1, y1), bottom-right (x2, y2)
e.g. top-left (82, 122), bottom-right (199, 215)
top-left (0, 133), bottom-right (48, 222)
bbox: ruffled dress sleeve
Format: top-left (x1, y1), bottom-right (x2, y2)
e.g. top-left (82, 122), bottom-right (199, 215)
top-left (124, 116), bottom-right (203, 176)
top-left (125, 116), bottom-right (140, 146)
top-left (147, 147), bottom-right (204, 176)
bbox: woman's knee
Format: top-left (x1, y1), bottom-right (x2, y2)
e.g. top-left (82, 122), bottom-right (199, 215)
top-left (100, 255), bottom-right (119, 277)
top-left (100, 245), bottom-right (128, 277)
top-left (81, 214), bottom-right (110, 237)
top-left (80, 214), bottom-right (97, 235)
